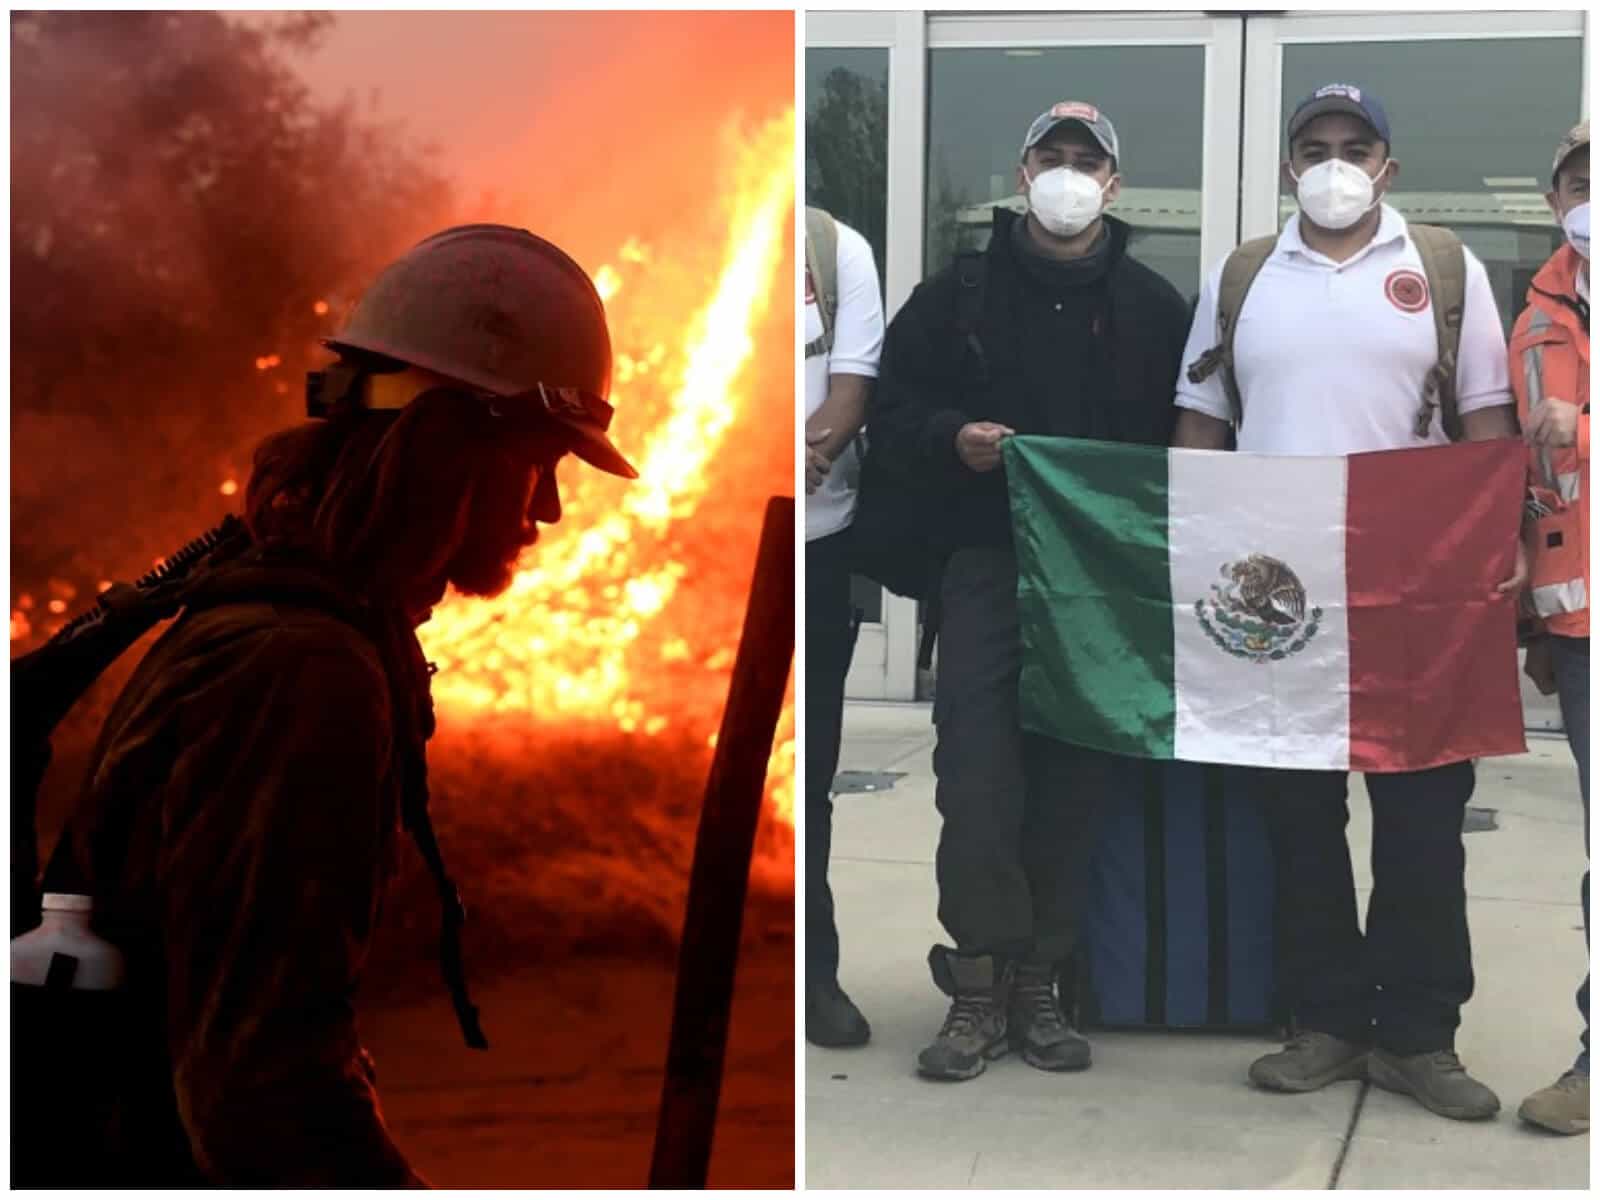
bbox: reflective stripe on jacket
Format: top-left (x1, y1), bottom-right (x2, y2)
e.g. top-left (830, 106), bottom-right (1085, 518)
top-left (1510, 243), bottom-right (1589, 637)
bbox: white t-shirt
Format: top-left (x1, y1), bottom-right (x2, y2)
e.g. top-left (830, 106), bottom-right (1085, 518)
top-left (1174, 205), bottom-right (1513, 455)
top-left (805, 218), bottom-right (884, 542)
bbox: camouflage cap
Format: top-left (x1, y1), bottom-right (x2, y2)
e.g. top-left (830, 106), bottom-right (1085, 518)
top-left (1552, 119), bottom-right (1589, 186)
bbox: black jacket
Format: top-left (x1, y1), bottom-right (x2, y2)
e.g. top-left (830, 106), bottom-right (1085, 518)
top-left (857, 208), bottom-right (1191, 579)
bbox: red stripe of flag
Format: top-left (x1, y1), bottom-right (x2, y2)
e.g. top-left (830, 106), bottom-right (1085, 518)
top-left (1345, 440), bottom-right (1527, 773)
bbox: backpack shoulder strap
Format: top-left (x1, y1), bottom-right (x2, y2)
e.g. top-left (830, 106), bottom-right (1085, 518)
top-left (804, 206), bottom-right (839, 360)
top-left (1406, 222), bottom-right (1468, 441)
top-left (1184, 236), bottom-right (1277, 428)
top-left (953, 249), bottom-right (990, 387)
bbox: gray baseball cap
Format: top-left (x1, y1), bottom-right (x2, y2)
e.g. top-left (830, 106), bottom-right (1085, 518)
top-left (1020, 100), bottom-right (1120, 164)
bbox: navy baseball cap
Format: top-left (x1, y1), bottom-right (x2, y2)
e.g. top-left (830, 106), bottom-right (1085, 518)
top-left (1287, 83), bottom-right (1392, 147)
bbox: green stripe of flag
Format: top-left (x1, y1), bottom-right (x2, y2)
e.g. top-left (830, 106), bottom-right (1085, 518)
top-left (1004, 436), bottom-right (1175, 757)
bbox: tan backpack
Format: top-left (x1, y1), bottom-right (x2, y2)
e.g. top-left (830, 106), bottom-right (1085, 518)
top-left (804, 206), bottom-right (839, 361)
top-left (1185, 222), bottom-right (1469, 441)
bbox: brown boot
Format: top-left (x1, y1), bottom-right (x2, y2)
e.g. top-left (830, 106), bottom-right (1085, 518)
top-left (916, 948), bottom-right (1012, 1081)
top-left (1248, 1031), bottom-right (1368, 1093)
top-left (1518, 1069), bottom-right (1589, 1135)
top-left (1008, 960), bottom-right (1090, 1072)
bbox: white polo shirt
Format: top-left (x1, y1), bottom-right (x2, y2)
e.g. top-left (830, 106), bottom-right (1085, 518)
top-left (805, 218), bottom-right (884, 542)
top-left (1174, 205), bottom-right (1513, 455)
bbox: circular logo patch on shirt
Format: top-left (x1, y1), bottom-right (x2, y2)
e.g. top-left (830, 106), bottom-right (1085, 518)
top-left (1384, 268), bottom-right (1430, 314)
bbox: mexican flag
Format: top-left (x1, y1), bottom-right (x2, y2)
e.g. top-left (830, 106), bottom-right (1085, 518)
top-left (1002, 436), bottom-right (1527, 773)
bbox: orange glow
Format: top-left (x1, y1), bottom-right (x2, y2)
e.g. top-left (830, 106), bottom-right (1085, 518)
top-left (220, 479), bottom-right (239, 496)
top-left (417, 110), bottom-right (796, 827)
top-left (313, 299), bottom-right (330, 316)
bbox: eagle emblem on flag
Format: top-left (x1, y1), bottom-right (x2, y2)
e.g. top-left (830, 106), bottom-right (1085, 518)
top-left (1195, 554), bottom-right (1323, 663)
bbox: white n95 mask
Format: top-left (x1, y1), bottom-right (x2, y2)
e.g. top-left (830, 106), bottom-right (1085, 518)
top-left (1291, 158), bottom-right (1386, 231)
top-left (1563, 202), bottom-right (1590, 260)
top-left (1024, 166), bottom-right (1112, 238)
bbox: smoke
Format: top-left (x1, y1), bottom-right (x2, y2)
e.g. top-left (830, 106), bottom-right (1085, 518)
top-left (11, 11), bottom-right (455, 601)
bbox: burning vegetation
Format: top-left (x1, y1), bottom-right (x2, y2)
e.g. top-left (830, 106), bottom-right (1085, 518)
top-left (11, 11), bottom-right (795, 976)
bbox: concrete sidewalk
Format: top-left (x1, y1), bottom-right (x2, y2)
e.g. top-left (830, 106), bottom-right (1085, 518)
top-left (806, 701), bottom-right (1590, 1190)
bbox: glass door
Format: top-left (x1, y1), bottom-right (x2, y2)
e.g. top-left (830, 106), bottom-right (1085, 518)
top-left (924, 11), bottom-right (1244, 307)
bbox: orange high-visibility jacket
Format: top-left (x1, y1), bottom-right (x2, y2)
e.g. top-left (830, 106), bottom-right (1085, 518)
top-left (1511, 243), bottom-right (1590, 638)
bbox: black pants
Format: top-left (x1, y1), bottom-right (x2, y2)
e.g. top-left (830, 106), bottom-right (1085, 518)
top-left (932, 546), bottom-right (1111, 965)
top-left (1551, 635), bottom-right (1589, 1070)
top-left (1254, 762), bottom-right (1476, 1055)
top-left (806, 529), bottom-right (857, 985)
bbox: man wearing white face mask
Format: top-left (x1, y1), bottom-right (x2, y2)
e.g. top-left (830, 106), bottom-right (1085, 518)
top-left (1514, 120), bottom-right (1590, 1136)
top-left (861, 101), bottom-right (1191, 1082)
top-left (1173, 84), bottom-right (1524, 1122)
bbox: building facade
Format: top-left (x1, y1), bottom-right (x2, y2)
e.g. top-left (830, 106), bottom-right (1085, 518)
top-left (806, 8), bottom-right (1588, 729)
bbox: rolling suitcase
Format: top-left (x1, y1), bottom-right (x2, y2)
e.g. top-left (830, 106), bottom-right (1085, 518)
top-left (1071, 759), bottom-right (1283, 1030)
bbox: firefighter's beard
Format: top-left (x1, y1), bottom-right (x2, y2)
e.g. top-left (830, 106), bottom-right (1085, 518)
top-left (403, 448), bottom-right (560, 625)
top-left (443, 461), bottom-right (545, 600)
top-left (446, 521), bottom-right (535, 599)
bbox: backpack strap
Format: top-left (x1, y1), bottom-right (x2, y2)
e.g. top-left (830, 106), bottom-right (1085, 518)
top-left (1184, 236), bottom-right (1277, 429)
top-left (804, 206), bottom-right (839, 361)
top-left (1407, 222), bottom-right (1467, 441)
top-left (16, 518), bottom-right (251, 933)
top-left (953, 250), bottom-right (990, 389)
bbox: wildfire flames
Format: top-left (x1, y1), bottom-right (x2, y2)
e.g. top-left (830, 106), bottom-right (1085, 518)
top-left (13, 111), bottom-right (797, 838)
top-left (421, 109), bottom-right (796, 829)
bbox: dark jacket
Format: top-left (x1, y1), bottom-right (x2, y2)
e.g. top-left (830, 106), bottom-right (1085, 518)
top-left (860, 208), bottom-right (1192, 565)
top-left (40, 549), bottom-right (429, 1187)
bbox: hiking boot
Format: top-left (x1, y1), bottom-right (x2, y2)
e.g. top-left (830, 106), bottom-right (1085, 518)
top-left (916, 948), bottom-right (1011, 1081)
top-left (806, 978), bottom-right (870, 1049)
top-left (1008, 960), bottom-right (1091, 1072)
top-left (1249, 1031), bottom-right (1368, 1093)
top-left (1368, 1048), bottom-right (1500, 1121)
top-left (1518, 1069), bottom-right (1589, 1135)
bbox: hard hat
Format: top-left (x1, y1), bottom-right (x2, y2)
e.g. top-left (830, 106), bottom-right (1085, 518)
top-left (325, 224), bottom-right (637, 479)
